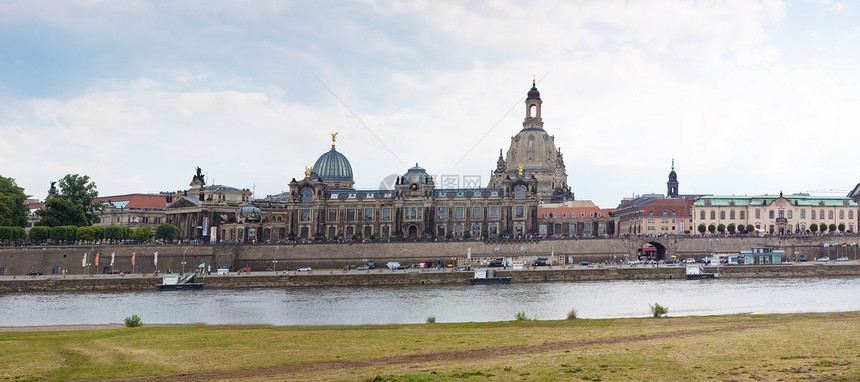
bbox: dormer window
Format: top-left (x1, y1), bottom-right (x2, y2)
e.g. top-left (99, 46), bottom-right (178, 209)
top-left (438, 192), bottom-right (446, 198)
top-left (704, 199), bottom-right (711, 206)
top-left (490, 191), bottom-right (499, 197)
top-left (366, 193), bottom-right (374, 199)
top-left (330, 194), bottom-right (339, 200)
top-left (348, 193), bottom-right (357, 199)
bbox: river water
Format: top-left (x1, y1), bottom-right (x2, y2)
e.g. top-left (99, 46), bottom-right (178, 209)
top-left (1, 277), bottom-right (858, 327)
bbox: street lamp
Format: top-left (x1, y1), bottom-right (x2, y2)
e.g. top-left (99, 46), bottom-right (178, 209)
top-left (182, 247), bottom-right (190, 274)
top-left (272, 259), bottom-right (278, 274)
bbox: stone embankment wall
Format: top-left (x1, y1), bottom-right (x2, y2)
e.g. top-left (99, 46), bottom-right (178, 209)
top-left (1, 264), bottom-right (857, 293)
top-left (1, 235), bottom-right (858, 275)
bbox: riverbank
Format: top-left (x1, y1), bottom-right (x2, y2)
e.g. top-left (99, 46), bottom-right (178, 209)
top-left (1, 311), bottom-right (857, 381)
top-left (2, 262), bottom-right (858, 293)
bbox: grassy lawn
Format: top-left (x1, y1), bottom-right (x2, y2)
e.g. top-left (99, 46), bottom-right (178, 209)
top-left (0, 312), bottom-right (858, 381)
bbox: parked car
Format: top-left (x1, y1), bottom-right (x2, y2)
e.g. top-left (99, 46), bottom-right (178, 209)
top-left (665, 259), bottom-right (678, 264)
top-left (817, 257), bottom-right (830, 262)
top-left (238, 267), bottom-right (252, 273)
top-left (357, 265), bottom-right (370, 271)
top-left (297, 267), bottom-right (312, 272)
top-left (26, 271), bottom-right (43, 276)
top-left (108, 269), bottom-right (123, 274)
top-left (798, 257), bottom-right (808, 262)
top-left (836, 257), bottom-right (849, 262)
top-left (579, 261), bottom-right (592, 267)
top-left (456, 264), bottom-right (472, 271)
top-left (532, 257), bottom-right (549, 266)
top-left (684, 258), bottom-right (696, 264)
top-left (627, 260), bottom-right (641, 266)
top-left (395, 265), bottom-right (409, 270)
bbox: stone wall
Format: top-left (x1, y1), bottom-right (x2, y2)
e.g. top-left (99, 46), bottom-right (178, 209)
top-left (1, 235), bottom-right (858, 275)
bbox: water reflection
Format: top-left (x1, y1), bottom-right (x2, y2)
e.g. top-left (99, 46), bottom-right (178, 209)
top-left (1, 277), bottom-right (858, 327)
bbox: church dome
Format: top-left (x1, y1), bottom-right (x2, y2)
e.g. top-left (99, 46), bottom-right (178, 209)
top-left (403, 163), bottom-right (430, 185)
top-left (313, 147), bottom-right (354, 182)
top-left (237, 203), bottom-right (262, 215)
top-left (527, 80), bottom-right (540, 100)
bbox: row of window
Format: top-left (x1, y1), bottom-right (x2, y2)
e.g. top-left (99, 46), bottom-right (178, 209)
top-left (699, 209), bottom-right (855, 221)
top-left (299, 206), bottom-right (527, 222)
top-left (542, 212), bottom-right (603, 218)
top-left (538, 223), bottom-right (606, 235)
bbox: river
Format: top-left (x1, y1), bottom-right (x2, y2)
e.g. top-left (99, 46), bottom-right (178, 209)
top-left (1, 277), bottom-right (858, 327)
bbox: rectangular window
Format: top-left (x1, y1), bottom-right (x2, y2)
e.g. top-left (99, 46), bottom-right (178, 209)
top-left (455, 225), bottom-right (463, 236)
top-left (489, 224), bottom-right (498, 235)
top-left (829, 211), bottom-right (834, 219)
top-left (328, 209), bottom-right (337, 222)
top-left (850, 210), bottom-right (855, 219)
top-left (301, 209), bottom-right (311, 222)
top-left (812, 210), bottom-right (816, 219)
top-left (569, 223), bottom-right (576, 235)
top-left (437, 225), bottom-right (445, 236)
top-left (840, 210), bottom-right (844, 219)
top-left (346, 209), bottom-right (356, 221)
top-left (382, 208), bottom-right (391, 220)
top-left (437, 207), bottom-right (447, 220)
top-left (740, 210), bottom-right (745, 219)
top-left (382, 225), bottom-right (389, 237)
top-left (755, 209), bottom-right (761, 219)
top-left (364, 208), bottom-right (374, 221)
top-left (769, 210), bottom-right (774, 219)
top-left (720, 211), bottom-right (725, 219)
top-left (710, 211), bottom-right (715, 219)
top-left (788, 210), bottom-right (793, 219)
top-left (801, 209), bottom-right (806, 219)
top-left (539, 224), bottom-right (547, 235)
top-left (472, 224), bottom-right (481, 236)
top-left (700, 210), bottom-right (705, 220)
top-left (406, 207), bottom-right (422, 219)
top-left (730, 210), bottom-right (735, 219)
top-left (473, 207), bottom-right (483, 219)
top-left (489, 207), bottom-right (500, 218)
top-left (455, 207), bottom-right (465, 219)
top-left (515, 206), bottom-right (524, 219)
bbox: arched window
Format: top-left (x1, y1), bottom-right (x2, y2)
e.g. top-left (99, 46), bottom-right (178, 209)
top-left (710, 211), bottom-right (715, 220)
top-left (720, 211), bottom-right (725, 219)
top-left (301, 189), bottom-right (313, 203)
top-left (514, 185), bottom-right (526, 200)
top-left (529, 105), bottom-right (536, 118)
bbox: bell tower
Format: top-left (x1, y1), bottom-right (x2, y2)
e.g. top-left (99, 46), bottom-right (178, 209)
top-left (667, 159), bottom-right (679, 198)
top-left (523, 78), bottom-right (543, 130)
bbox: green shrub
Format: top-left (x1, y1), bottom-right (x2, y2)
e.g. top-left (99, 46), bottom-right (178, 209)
top-left (124, 314), bottom-right (143, 328)
top-left (426, 316), bottom-right (436, 324)
top-left (650, 303), bottom-right (669, 318)
top-left (515, 311), bottom-right (531, 321)
top-left (566, 308), bottom-right (578, 320)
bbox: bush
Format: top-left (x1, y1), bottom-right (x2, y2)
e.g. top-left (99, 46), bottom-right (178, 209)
top-left (131, 225), bottom-right (153, 242)
top-left (124, 314), bottom-right (143, 328)
top-left (155, 223), bottom-right (179, 242)
top-left (50, 225), bottom-right (77, 242)
top-left (746, 224), bottom-right (755, 234)
top-left (828, 224), bottom-right (837, 233)
top-left (566, 308), bottom-right (578, 320)
top-left (426, 316), bottom-right (436, 324)
top-left (515, 311), bottom-right (531, 321)
top-left (649, 303), bottom-right (669, 318)
top-left (28, 226), bottom-right (50, 242)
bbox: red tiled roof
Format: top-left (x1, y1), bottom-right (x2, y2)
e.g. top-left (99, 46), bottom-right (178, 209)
top-left (94, 194), bottom-right (168, 210)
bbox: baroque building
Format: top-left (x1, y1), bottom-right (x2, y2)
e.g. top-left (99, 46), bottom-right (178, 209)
top-left (692, 193), bottom-right (858, 234)
top-left (488, 80), bottom-right (572, 203)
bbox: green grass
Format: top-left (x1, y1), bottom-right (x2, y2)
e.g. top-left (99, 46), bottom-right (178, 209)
top-left (1, 312), bottom-right (858, 381)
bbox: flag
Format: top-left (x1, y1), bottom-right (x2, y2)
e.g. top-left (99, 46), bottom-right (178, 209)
top-left (154, 252), bottom-right (158, 266)
top-left (110, 252), bottom-right (115, 267)
top-left (824, 243), bottom-right (830, 247)
top-left (94, 252), bottom-right (99, 267)
top-left (467, 247), bottom-right (471, 260)
top-left (82, 252), bottom-right (87, 267)
top-left (198, 262), bottom-right (205, 268)
top-left (132, 252), bottom-right (136, 266)
top-left (842, 243), bottom-right (848, 247)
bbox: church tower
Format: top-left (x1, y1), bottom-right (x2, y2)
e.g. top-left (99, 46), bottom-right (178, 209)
top-left (488, 80), bottom-right (571, 202)
top-left (667, 159), bottom-right (679, 198)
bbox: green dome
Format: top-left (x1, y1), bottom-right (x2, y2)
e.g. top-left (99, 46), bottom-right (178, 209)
top-left (312, 147), bottom-right (353, 182)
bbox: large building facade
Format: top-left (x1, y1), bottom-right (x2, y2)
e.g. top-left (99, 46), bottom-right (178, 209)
top-left (167, 83), bottom-right (564, 243)
top-left (692, 193), bottom-right (859, 234)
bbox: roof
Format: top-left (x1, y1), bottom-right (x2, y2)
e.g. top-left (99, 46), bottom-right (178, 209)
top-left (313, 147), bottom-right (354, 182)
top-left (94, 194), bottom-right (169, 210)
top-left (694, 194), bottom-right (856, 207)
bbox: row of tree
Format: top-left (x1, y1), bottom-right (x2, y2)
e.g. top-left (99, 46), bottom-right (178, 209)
top-left (697, 223), bottom-right (847, 234)
top-left (0, 223), bottom-right (180, 244)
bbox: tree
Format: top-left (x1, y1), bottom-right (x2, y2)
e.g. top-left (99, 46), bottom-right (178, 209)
top-left (50, 225), bottom-right (77, 242)
top-left (810, 223), bottom-right (818, 233)
top-left (697, 224), bottom-right (706, 235)
top-left (737, 224), bottom-right (746, 234)
top-left (717, 224), bottom-right (726, 233)
top-left (746, 224), bottom-right (754, 234)
top-left (828, 224), bottom-right (837, 233)
top-left (707, 224), bottom-right (716, 234)
top-left (838, 223), bottom-right (846, 232)
top-left (155, 223), bottom-right (180, 242)
top-left (131, 225), bottom-right (153, 242)
top-left (104, 225), bottom-right (131, 242)
top-left (0, 226), bottom-right (25, 243)
top-left (57, 174), bottom-right (104, 226)
top-left (0, 176), bottom-right (28, 227)
top-left (76, 226), bottom-right (98, 242)
top-left (28, 226), bottom-right (50, 242)
top-left (727, 223), bottom-right (736, 233)
top-left (36, 198), bottom-right (87, 227)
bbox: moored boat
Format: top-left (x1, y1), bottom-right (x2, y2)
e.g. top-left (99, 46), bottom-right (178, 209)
top-left (157, 274), bottom-right (205, 290)
top-left (685, 264), bottom-right (718, 280)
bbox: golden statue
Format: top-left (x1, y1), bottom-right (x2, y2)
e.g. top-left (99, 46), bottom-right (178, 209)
top-left (517, 164), bottom-right (524, 176)
top-left (305, 166), bottom-right (311, 178)
top-left (330, 132), bottom-right (338, 147)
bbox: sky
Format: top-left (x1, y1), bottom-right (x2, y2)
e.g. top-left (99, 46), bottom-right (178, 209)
top-left (2, 0), bottom-right (859, 208)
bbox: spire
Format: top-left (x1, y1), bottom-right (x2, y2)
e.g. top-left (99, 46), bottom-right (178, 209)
top-left (330, 131), bottom-right (338, 148)
top-left (671, 157), bottom-right (675, 171)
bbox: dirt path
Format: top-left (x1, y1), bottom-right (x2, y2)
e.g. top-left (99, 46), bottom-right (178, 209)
top-left (91, 322), bottom-right (773, 382)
